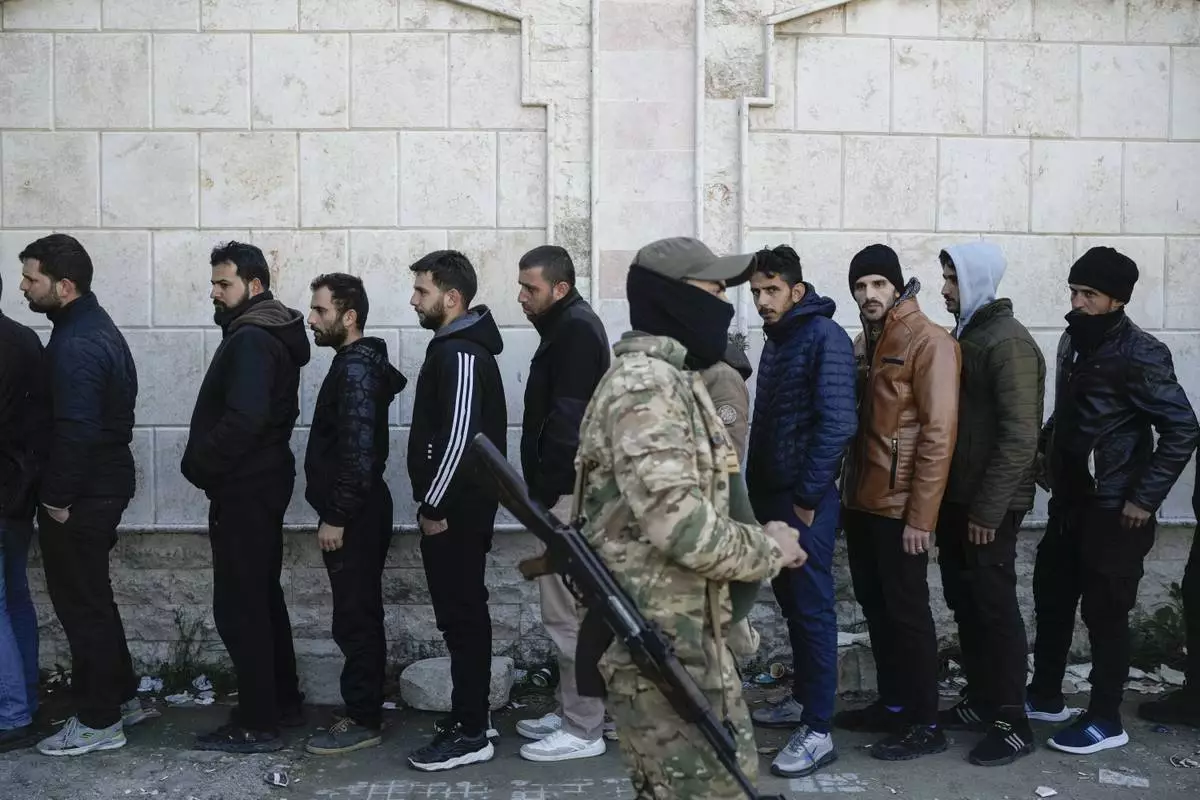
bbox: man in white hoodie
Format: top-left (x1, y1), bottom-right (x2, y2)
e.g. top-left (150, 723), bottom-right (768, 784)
top-left (937, 243), bottom-right (1046, 766)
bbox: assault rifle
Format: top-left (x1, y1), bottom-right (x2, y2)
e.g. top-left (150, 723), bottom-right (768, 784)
top-left (467, 433), bottom-right (785, 800)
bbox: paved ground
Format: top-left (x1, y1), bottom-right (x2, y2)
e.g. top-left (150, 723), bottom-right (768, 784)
top-left (1, 691), bottom-right (1197, 800)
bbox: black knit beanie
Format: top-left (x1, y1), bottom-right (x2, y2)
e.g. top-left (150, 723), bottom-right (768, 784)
top-left (1068, 246), bottom-right (1138, 302)
top-left (848, 244), bottom-right (905, 294)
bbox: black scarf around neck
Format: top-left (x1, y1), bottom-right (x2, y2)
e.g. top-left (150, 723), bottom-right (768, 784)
top-left (627, 265), bottom-right (734, 370)
top-left (1065, 307), bottom-right (1125, 356)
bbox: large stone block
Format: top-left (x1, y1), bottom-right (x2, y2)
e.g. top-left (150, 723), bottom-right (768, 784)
top-left (200, 132), bottom-right (297, 227)
top-left (600, 100), bottom-right (692, 150)
top-left (793, 37), bottom-right (890, 133)
top-left (597, 50), bottom-right (693, 104)
top-left (1165, 238), bottom-right (1200, 329)
top-left (1172, 48), bottom-right (1200, 139)
top-left (51, 231), bottom-right (152, 327)
top-left (893, 40), bottom-right (984, 135)
top-left (152, 429), bottom-right (209, 525)
top-left (351, 33), bottom-right (448, 128)
top-left (301, 0), bottom-right (397, 30)
top-left (1033, 0), bottom-right (1125, 42)
top-left (1073, 236), bottom-right (1166, 329)
top-left (153, 34), bottom-right (250, 129)
top-left (1, 132), bottom-right (98, 227)
top-left (101, 134), bottom-right (198, 228)
top-left (201, 0), bottom-right (298, 30)
top-left (125, 430), bottom-right (155, 526)
top-left (400, 132), bottom-right (496, 228)
top-left (153, 229), bottom-right (249, 326)
top-left (252, 229), bottom-right (349, 313)
top-left (0, 231), bottom-right (51, 328)
top-left (399, 0), bottom-right (518, 31)
top-left (843, 136), bottom-right (936, 231)
top-left (2, 0), bottom-right (100, 29)
top-left (126, 330), bottom-right (207, 426)
top-left (0, 34), bottom-right (51, 129)
top-left (299, 132), bottom-right (397, 228)
top-left (599, 1), bottom-right (692, 51)
top-left (594, 200), bottom-right (694, 251)
top-left (252, 34), bottom-right (348, 128)
top-left (748, 35), bottom-right (795, 132)
top-left (55, 34), bottom-right (149, 129)
top-left (1128, 0), bottom-right (1200, 43)
top-left (446, 229), bottom-right (546, 327)
top-left (1159, 332), bottom-right (1200, 401)
top-left (600, 150), bottom-right (692, 203)
top-left (845, 0), bottom-right (938, 36)
top-left (350, 230), bottom-right (447, 327)
top-left (295, 639), bottom-right (344, 705)
top-left (939, 0), bottom-right (1033, 39)
top-left (937, 138), bottom-right (1030, 233)
top-left (985, 43), bottom-right (1078, 138)
top-left (1081, 45), bottom-right (1170, 139)
top-left (285, 429), bottom-right (317, 526)
top-left (985, 235), bottom-right (1075, 327)
top-left (449, 33), bottom-right (543, 130)
top-left (1031, 141), bottom-right (1122, 235)
top-left (747, 133), bottom-right (841, 230)
top-left (104, 0), bottom-right (199, 29)
top-left (1124, 143), bottom-right (1200, 234)
top-left (492, 328), bottom-right (541, 425)
top-left (498, 133), bottom-right (547, 229)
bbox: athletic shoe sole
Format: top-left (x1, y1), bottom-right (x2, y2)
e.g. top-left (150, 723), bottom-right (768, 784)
top-left (519, 740), bottom-right (606, 762)
top-left (516, 724), bottom-right (558, 741)
top-left (409, 741), bottom-right (495, 772)
top-left (1046, 730), bottom-right (1129, 755)
top-left (869, 739), bottom-right (949, 762)
top-left (305, 735), bottom-right (383, 755)
top-left (770, 748), bottom-right (838, 778)
top-left (969, 742), bottom-right (1035, 767)
top-left (1026, 708), bottom-right (1072, 723)
top-left (38, 733), bottom-right (127, 757)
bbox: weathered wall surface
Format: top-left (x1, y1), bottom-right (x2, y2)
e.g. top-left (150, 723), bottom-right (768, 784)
top-left (1, 0), bottom-right (1197, 699)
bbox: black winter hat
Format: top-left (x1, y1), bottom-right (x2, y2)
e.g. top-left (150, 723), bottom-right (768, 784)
top-left (1068, 246), bottom-right (1139, 303)
top-left (848, 243), bottom-right (905, 294)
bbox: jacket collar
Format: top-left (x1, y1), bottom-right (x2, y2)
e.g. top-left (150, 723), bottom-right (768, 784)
top-left (959, 298), bottom-right (1013, 338)
top-left (47, 292), bottom-right (98, 325)
top-left (531, 288), bottom-right (583, 336)
top-left (614, 331), bottom-right (688, 369)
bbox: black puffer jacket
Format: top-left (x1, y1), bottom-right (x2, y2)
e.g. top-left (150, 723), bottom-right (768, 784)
top-left (305, 337), bottom-right (406, 526)
top-left (520, 290), bottom-right (609, 505)
top-left (1042, 312), bottom-right (1199, 512)
top-left (0, 311), bottom-right (47, 518)
top-left (182, 292), bottom-right (311, 493)
top-left (40, 294), bottom-right (137, 507)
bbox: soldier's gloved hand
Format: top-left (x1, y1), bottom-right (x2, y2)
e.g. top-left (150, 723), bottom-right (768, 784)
top-left (764, 521), bottom-right (807, 569)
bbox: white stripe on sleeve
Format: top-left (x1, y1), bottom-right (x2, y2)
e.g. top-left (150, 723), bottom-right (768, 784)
top-left (426, 351), bottom-right (476, 507)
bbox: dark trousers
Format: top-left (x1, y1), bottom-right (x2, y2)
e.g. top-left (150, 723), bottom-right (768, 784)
top-left (208, 477), bottom-right (300, 732)
top-left (937, 503), bottom-right (1028, 723)
top-left (324, 485), bottom-right (393, 730)
top-left (844, 508), bottom-right (939, 726)
top-left (420, 510), bottom-right (494, 736)
top-left (1029, 499), bottom-right (1155, 722)
top-left (753, 486), bottom-right (839, 733)
top-left (1185, 521), bottom-right (1199, 687)
top-left (38, 497), bottom-right (136, 729)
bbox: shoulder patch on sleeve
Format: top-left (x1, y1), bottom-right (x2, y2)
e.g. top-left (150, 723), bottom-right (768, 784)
top-left (716, 404), bottom-right (739, 425)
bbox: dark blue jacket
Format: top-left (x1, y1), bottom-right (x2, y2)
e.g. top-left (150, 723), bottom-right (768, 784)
top-left (746, 286), bottom-right (858, 510)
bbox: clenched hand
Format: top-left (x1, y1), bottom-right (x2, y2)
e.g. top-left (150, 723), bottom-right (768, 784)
top-left (317, 522), bottom-right (345, 552)
top-left (765, 521), bottom-right (807, 569)
top-left (902, 524), bottom-right (932, 556)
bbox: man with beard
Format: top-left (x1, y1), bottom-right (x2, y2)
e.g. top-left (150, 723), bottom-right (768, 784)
top-left (936, 242), bottom-right (1045, 766)
top-left (182, 241), bottom-right (311, 753)
top-left (1027, 247), bottom-right (1198, 754)
top-left (302, 273), bottom-right (406, 756)
top-left (837, 244), bottom-right (960, 762)
top-left (574, 237), bottom-right (806, 798)
top-left (745, 245), bottom-right (857, 778)
top-left (513, 246), bottom-right (611, 763)
top-left (406, 251), bottom-right (507, 772)
top-left (17, 234), bottom-right (155, 756)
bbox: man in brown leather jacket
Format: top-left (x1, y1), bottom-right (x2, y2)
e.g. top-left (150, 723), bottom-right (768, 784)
top-left (835, 244), bottom-right (961, 762)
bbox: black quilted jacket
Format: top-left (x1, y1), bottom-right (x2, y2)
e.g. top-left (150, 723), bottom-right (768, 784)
top-left (305, 337), bottom-right (406, 526)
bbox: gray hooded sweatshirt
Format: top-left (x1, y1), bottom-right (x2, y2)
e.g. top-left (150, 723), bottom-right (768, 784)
top-left (943, 241), bottom-right (1007, 338)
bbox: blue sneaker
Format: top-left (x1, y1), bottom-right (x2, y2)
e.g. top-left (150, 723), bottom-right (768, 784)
top-left (1047, 715), bottom-right (1128, 754)
top-left (752, 697), bottom-right (805, 729)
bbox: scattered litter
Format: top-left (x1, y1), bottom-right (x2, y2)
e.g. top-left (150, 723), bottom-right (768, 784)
top-left (756, 745), bottom-right (779, 755)
top-left (837, 631), bottom-right (871, 647)
top-left (264, 770), bottom-right (289, 788)
top-left (192, 675), bottom-right (213, 692)
top-left (194, 690), bottom-right (215, 707)
top-left (1127, 680), bottom-right (1168, 695)
top-left (754, 672), bottom-right (778, 685)
top-left (769, 662), bottom-right (787, 680)
top-left (1127, 667), bottom-right (1147, 680)
top-left (1098, 769), bottom-right (1149, 788)
top-left (165, 692), bottom-right (194, 706)
top-left (883, 784), bottom-right (898, 795)
top-left (509, 701), bottom-right (526, 709)
top-left (1034, 788), bottom-right (1058, 798)
top-left (138, 676), bottom-right (164, 693)
top-left (1065, 663), bottom-right (1092, 680)
top-left (529, 667), bottom-right (556, 689)
top-left (381, 701), bottom-right (397, 710)
top-left (1152, 724), bottom-right (1174, 734)
top-left (513, 668), bottom-right (528, 682)
top-left (1170, 755), bottom-right (1200, 768)
top-left (1155, 665), bottom-right (1186, 687)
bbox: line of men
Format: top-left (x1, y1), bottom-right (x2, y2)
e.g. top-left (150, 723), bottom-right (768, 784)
top-left (1, 233), bottom-right (1198, 786)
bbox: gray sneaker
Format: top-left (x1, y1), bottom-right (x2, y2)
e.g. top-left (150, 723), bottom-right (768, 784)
top-left (516, 711), bottom-right (562, 740)
top-left (37, 717), bottom-right (126, 757)
top-left (770, 724), bottom-right (837, 778)
top-left (121, 698), bottom-right (161, 728)
top-left (305, 717), bottom-right (383, 755)
top-left (752, 696), bottom-right (805, 728)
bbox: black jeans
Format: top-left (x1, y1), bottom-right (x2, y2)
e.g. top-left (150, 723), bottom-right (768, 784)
top-left (420, 510), bottom-right (494, 737)
top-left (1029, 499), bottom-right (1156, 722)
top-left (324, 485), bottom-right (393, 730)
top-left (208, 477), bottom-right (300, 732)
top-left (844, 509), bottom-right (939, 726)
top-left (937, 503), bottom-right (1028, 723)
top-left (1185, 520), bottom-right (1199, 687)
top-left (38, 497), bottom-right (136, 729)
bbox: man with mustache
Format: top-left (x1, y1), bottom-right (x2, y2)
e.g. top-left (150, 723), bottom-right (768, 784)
top-left (837, 244), bottom-right (960, 762)
top-left (302, 273), bottom-right (406, 756)
top-left (182, 241), bottom-right (311, 753)
top-left (745, 245), bottom-right (857, 778)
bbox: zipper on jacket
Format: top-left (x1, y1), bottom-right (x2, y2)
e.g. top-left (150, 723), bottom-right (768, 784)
top-left (889, 438), bottom-right (898, 490)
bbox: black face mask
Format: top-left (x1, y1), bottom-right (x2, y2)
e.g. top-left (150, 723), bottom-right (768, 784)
top-left (1065, 307), bottom-right (1125, 355)
top-left (626, 265), bottom-right (734, 370)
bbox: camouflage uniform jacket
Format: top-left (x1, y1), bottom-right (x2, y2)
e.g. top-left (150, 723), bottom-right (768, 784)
top-left (575, 333), bottom-right (786, 694)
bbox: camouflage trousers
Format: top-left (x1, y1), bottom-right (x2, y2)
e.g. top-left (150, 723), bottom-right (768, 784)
top-left (606, 668), bottom-right (758, 800)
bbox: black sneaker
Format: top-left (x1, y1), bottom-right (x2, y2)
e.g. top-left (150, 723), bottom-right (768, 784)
top-left (1137, 689), bottom-right (1200, 729)
top-left (195, 723), bottom-right (284, 754)
top-left (869, 724), bottom-right (948, 761)
top-left (938, 698), bottom-right (991, 732)
top-left (0, 725), bottom-right (39, 754)
top-left (968, 720), bottom-right (1035, 766)
top-left (834, 702), bottom-right (905, 734)
top-left (435, 714), bottom-right (499, 741)
top-left (408, 726), bottom-right (494, 772)
top-left (305, 717), bottom-right (382, 755)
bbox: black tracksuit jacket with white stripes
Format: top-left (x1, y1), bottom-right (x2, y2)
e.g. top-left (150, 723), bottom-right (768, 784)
top-left (407, 306), bottom-right (507, 523)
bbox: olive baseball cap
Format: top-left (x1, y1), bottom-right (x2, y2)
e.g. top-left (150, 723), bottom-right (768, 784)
top-left (633, 237), bottom-right (758, 287)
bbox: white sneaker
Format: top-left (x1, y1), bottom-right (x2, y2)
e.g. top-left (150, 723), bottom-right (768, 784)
top-left (516, 711), bottom-right (563, 740)
top-left (770, 725), bottom-right (837, 778)
top-left (519, 730), bottom-right (606, 762)
top-left (37, 717), bottom-right (126, 757)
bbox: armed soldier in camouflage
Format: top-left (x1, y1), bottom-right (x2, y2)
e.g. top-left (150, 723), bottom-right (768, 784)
top-left (574, 238), bottom-right (807, 799)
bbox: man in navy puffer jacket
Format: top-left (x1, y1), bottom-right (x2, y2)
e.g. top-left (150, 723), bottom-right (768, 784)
top-left (746, 246), bottom-right (858, 778)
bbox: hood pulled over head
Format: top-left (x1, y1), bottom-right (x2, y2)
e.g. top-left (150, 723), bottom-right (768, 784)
top-left (942, 242), bottom-right (1006, 337)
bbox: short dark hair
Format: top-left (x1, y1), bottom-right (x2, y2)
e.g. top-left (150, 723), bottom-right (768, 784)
top-left (19, 234), bottom-right (94, 294)
top-left (410, 250), bottom-right (477, 306)
top-left (938, 250), bottom-right (954, 269)
top-left (754, 244), bottom-right (803, 287)
top-left (519, 245), bottom-right (576, 288)
top-left (210, 241), bottom-right (271, 290)
top-left (311, 272), bottom-right (369, 329)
